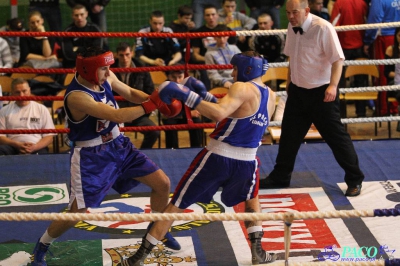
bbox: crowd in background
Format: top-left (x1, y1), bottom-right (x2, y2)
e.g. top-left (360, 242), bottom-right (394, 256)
top-left (1, 0), bottom-right (400, 151)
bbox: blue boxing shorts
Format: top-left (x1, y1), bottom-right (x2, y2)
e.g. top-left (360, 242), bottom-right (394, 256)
top-left (171, 139), bottom-right (260, 208)
top-left (68, 134), bottom-right (159, 210)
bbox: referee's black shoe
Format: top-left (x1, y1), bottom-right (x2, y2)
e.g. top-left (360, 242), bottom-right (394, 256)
top-left (259, 177), bottom-right (290, 189)
top-left (345, 185), bottom-right (362, 197)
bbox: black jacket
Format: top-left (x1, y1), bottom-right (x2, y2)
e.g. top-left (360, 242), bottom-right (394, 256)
top-left (66, 0), bottom-right (110, 9)
top-left (111, 58), bottom-right (154, 111)
top-left (245, 0), bottom-right (285, 9)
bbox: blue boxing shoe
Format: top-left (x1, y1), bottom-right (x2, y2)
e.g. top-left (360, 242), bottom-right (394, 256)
top-left (31, 239), bottom-right (51, 266)
top-left (147, 222), bottom-right (181, 250)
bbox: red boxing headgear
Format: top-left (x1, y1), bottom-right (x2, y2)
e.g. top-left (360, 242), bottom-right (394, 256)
top-left (76, 51), bottom-right (115, 85)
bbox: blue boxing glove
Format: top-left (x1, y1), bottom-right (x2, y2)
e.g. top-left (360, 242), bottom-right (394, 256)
top-left (181, 76), bottom-right (217, 103)
top-left (158, 81), bottom-right (202, 108)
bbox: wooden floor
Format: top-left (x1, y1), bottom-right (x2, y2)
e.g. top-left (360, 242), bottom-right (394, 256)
top-left (52, 103), bottom-right (400, 153)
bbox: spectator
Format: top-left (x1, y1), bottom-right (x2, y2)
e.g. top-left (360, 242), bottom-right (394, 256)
top-left (0, 37), bottom-right (13, 73)
top-left (62, 4), bottom-right (104, 68)
top-left (191, 5), bottom-right (220, 65)
top-left (330, 0), bottom-right (369, 117)
top-left (363, 0), bottom-right (400, 116)
top-left (191, 4), bottom-right (236, 90)
top-left (162, 69), bottom-right (203, 148)
top-left (66, 0), bottom-right (110, 33)
top-left (0, 18), bottom-right (24, 66)
top-left (0, 78), bottom-right (56, 155)
top-left (29, 0), bottom-right (62, 32)
top-left (244, 0), bottom-right (285, 29)
top-left (205, 24), bottom-right (241, 88)
top-left (309, 0), bottom-right (330, 21)
top-left (135, 10), bottom-right (182, 67)
top-left (169, 5), bottom-right (196, 60)
top-left (218, 0), bottom-right (256, 51)
top-left (249, 13), bottom-right (285, 63)
top-left (112, 42), bottom-right (160, 149)
top-left (191, 0), bottom-right (222, 28)
top-left (18, 11), bottom-right (60, 68)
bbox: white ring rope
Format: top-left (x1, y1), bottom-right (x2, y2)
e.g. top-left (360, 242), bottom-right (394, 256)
top-left (235, 21), bottom-right (400, 37)
top-left (269, 116), bottom-right (400, 127)
top-left (269, 58), bottom-right (400, 68)
top-left (0, 209), bottom-right (378, 222)
top-left (274, 85), bottom-right (400, 96)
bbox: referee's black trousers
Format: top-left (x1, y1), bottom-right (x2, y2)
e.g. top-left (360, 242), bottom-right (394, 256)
top-left (269, 82), bottom-right (365, 187)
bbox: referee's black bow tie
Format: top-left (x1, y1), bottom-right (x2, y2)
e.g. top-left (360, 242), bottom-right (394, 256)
top-left (293, 27), bottom-right (303, 35)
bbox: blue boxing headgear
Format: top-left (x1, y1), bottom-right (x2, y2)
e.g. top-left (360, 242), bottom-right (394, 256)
top-left (230, 53), bottom-right (269, 82)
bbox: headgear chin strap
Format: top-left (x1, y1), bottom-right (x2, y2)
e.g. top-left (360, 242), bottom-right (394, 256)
top-left (76, 51), bottom-right (115, 85)
top-left (230, 53), bottom-right (269, 82)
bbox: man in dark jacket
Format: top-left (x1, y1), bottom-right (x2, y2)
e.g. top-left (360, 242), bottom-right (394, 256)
top-left (112, 42), bottom-right (160, 149)
top-left (66, 0), bottom-right (110, 31)
top-left (62, 4), bottom-right (104, 68)
top-left (244, 0), bottom-right (285, 28)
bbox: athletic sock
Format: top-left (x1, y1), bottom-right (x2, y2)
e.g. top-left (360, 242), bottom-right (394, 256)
top-left (247, 226), bottom-right (263, 234)
top-left (39, 230), bottom-right (56, 245)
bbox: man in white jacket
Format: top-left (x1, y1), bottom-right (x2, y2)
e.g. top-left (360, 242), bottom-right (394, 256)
top-left (0, 78), bottom-right (55, 155)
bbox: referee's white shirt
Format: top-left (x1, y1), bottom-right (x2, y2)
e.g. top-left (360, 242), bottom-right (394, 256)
top-left (284, 13), bottom-right (344, 89)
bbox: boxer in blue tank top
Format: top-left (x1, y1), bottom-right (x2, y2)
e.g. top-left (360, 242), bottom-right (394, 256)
top-left (122, 51), bottom-right (277, 266)
top-left (31, 47), bottom-right (183, 266)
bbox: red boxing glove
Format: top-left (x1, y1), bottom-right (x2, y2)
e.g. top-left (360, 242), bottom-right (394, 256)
top-left (159, 99), bottom-right (182, 118)
top-left (141, 90), bottom-right (182, 117)
top-left (141, 90), bottom-right (164, 114)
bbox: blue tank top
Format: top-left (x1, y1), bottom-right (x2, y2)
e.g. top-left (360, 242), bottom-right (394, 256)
top-left (209, 82), bottom-right (270, 148)
top-left (64, 75), bottom-right (118, 142)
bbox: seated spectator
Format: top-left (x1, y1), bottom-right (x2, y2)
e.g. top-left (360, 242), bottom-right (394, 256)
top-left (244, 0), bottom-right (284, 29)
top-left (309, 0), bottom-right (330, 21)
top-left (218, 0), bottom-right (256, 51)
top-left (169, 5), bottom-right (196, 59)
top-left (249, 13), bottom-right (285, 63)
top-left (0, 78), bottom-right (56, 155)
top-left (62, 4), bottom-right (104, 68)
top-left (204, 25), bottom-right (241, 88)
top-left (66, 0), bottom-right (110, 33)
top-left (162, 69), bottom-right (203, 148)
top-left (0, 18), bottom-right (24, 66)
top-left (191, 4), bottom-right (236, 90)
top-left (29, 0), bottom-right (62, 46)
top-left (135, 10), bottom-right (182, 67)
top-left (18, 11), bottom-right (60, 68)
top-left (29, 0), bottom-right (62, 32)
top-left (111, 42), bottom-right (160, 149)
top-left (0, 37), bottom-right (13, 74)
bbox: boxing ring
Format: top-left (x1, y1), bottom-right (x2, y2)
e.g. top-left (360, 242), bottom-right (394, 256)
top-left (0, 23), bottom-right (400, 266)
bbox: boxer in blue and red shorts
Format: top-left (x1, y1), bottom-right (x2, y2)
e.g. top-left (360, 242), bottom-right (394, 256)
top-left (31, 46), bottom-right (182, 266)
top-left (121, 51), bottom-right (277, 266)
